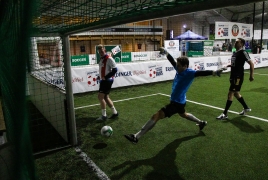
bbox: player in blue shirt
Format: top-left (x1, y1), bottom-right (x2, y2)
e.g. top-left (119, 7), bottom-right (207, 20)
top-left (124, 48), bottom-right (224, 144)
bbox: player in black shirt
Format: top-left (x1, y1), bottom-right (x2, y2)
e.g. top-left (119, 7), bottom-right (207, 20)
top-left (217, 38), bottom-right (254, 120)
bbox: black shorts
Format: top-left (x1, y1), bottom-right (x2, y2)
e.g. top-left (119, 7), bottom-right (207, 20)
top-left (229, 77), bottom-right (244, 91)
top-left (99, 80), bottom-right (113, 94)
top-left (161, 101), bottom-right (186, 118)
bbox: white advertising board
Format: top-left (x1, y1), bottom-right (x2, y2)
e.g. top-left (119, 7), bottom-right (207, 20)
top-left (215, 22), bottom-right (253, 40)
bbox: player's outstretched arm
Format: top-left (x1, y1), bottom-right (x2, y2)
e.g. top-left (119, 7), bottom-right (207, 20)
top-left (195, 68), bottom-right (226, 77)
top-left (159, 47), bottom-right (176, 67)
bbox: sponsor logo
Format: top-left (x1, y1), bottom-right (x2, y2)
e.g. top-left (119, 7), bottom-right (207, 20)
top-left (72, 58), bottom-right (87, 63)
top-left (115, 71), bottom-right (132, 77)
top-left (156, 54), bottom-right (162, 58)
top-left (149, 69), bottom-right (156, 78)
top-left (72, 77), bottom-right (83, 83)
top-left (47, 79), bottom-right (64, 85)
top-left (87, 75), bottom-right (98, 86)
top-left (155, 67), bottom-right (163, 76)
top-left (232, 24), bottom-right (239, 37)
top-left (198, 63), bottom-right (205, 70)
top-left (134, 54), bottom-right (147, 58)
top-left (87, 71), bottom-right (98, 75)
top-left (166, 67), bottom-right (175, 71)
top-left (149, 67), bottom-right (163, 78)
top-left (206, 62), bottom-right (220, 67)
top-left (262, 57), bottom-right (268, 61)
top-left (167, 47), bottom-right (176, 49)
top-left (218, 27), bottom-right (228, 37)
top-left (86, 71), bottom-right (99, 86)
top-left (194, 61), bottom-right (205, 70)
top-left (148, 65), bottom-right (157, 68)
top-left (133, 70), bottom-right (146, 76)
top-left (254, 57), bottom-right (261, 65)
top-left (169, 41), bottom-right (175, 46)
top-left (115, 57), bottom-right (121, 62)
top-left (122, 55), bottom-right (129, 58)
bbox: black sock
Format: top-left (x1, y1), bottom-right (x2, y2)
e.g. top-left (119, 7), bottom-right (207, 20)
top-left (237, 97), bottom-right (248, 109)
top-left (223, 100), bottom-right (232, 115)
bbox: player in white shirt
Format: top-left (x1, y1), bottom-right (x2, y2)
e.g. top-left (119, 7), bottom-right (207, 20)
top-left (96, 44), bottom-right (119, 121)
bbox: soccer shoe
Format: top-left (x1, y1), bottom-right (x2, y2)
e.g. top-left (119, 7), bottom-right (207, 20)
top-left (216, 113), bottom-right (228, 120)
top-left (124, 134), bottom-right (138, 144)
top-left (159, 47), bottom-right (168, 55)
top-left (215, 69), bottom-right (223, 77)
top-left (239, 108), bottom-right (251, 115)
top-left (197, 121), bottom-right (207, 131)
top-left (109, 113), bottom-right (119, 119)
top-left (95, 115), bottom-right (107, 122)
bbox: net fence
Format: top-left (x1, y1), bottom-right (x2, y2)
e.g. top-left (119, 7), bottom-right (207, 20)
top-left (0, 0), bottom-right (209, 179)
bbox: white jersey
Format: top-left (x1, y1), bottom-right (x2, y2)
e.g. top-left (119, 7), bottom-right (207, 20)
top-left (99, 54), bottom-right (117, 80)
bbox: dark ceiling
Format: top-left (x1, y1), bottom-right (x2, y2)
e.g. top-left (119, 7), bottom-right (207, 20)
top-left (32, 0), bottom-right (267, 35)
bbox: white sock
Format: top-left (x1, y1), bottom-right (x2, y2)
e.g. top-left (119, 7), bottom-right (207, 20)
top-left (102, 109), bottom-right (107, 117)
top-left (111, 106), bottom-right (117, 114)
top-left (185, 113), bottom-right (202, 124)
top-left (135, 119), bottom-right (156, 139)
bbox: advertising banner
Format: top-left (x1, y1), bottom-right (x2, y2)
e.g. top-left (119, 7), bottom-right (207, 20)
top-left (89, 54), bottom-right (96, 65)
top-left (203, 40), bottom-right (214, 56)
top-left (131, 52), bottom-right (151, 61)
top-left (121, 52), bottom-right (132, 62)
top-left (254, 29), bottom-right (268, 39)
top-left (164, 40), bottom-right (180, 51)
top-left (71, 53), bottom-right (268, 94)
top-left (71, 54), bottom-right (89, 66)
top-left (215, 22), bottom-right (253, 40)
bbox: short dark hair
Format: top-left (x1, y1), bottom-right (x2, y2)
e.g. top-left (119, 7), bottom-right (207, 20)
top-left (97, 44), bottom-right (104, 50)
top-left (176, 56), bottom-right (189, 68)
top-left (237, 38), bottom-right (245, 46)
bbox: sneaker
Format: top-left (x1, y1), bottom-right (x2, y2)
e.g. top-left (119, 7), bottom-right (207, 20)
top-left (95, 115), bottom-right (107, 122)
top-left (197, 121), bottom-right (207, 131)
top-left (216, 113), bottom-right (228, 120)
top-left (124, 134), bottom-right (138, 144)
top-left (159, 47), bottom-right (168, 55)
top-left (239, 108), bottom-right (251, 115)
top-left (109, 113), bottom-right (119, 119)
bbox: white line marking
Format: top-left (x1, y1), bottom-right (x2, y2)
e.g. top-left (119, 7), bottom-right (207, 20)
top-left (158, 93), bottom-right (268, 123)
top-left (74, 93), bottom-right (159, 110)
top-left (74, 147), bottom-right (110, 180)
top-left (75, 92), bottom-right (268, 122)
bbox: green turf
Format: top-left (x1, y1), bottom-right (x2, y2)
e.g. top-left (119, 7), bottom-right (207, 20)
top-left (35, 67), bottom-right (268, 180)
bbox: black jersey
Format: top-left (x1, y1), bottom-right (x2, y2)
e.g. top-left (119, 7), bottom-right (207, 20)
top-left (230, 49), bottom-right (251, 78)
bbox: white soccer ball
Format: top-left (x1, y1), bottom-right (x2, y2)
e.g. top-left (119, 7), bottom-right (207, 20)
top-left (101, 126), bottom-right (113, 137)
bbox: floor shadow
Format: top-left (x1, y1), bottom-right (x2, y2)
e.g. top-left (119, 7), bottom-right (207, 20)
top-left (28, 101), bottom-right (69, 153)
top-left (223, 116), bottom-right (264, 133)
top-left (93, 142), bottom-right (107, 149)
top-left (245, 87), bottom-right (268, 94)
top-left (110, 131), bottom-right (206, 180)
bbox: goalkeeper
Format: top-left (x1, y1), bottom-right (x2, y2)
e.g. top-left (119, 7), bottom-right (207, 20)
top-left (124, 48), bottom-right (224, 144)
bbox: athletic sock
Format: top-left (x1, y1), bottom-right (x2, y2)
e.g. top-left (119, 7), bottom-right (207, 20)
top-left (223, 100), bottom-right (232, 115)
top-left (135, 119), bottom-right (156, 139)
top-left (185, 113), bottom-right (202, 123)
top-left (237, 97), bottom-right (249, 109)
top-left (111, 106), bottom-right (117, 114)
top-left (102, 109), bottom-right (107, 117)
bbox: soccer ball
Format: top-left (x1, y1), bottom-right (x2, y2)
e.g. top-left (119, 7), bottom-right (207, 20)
top-left (101, 126), bottom-right (113, 137)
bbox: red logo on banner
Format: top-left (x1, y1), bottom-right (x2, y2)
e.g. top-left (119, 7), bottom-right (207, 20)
top-left (232, 24), bottom-right (239, 37)
top-left (169, 41), bottom-right (175, 46)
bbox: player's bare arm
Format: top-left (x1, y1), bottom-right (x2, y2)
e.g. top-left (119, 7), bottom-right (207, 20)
top-left (247, 60), bottom-right (254, 81)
